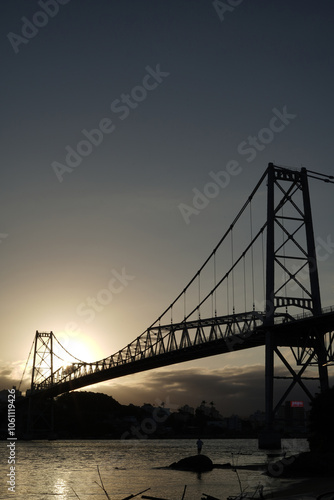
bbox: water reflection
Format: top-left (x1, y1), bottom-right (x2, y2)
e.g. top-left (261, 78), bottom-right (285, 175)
top-left (53, 477), bottom-right (67, 498)
top-left (0, 438), bottom-right (309, 499)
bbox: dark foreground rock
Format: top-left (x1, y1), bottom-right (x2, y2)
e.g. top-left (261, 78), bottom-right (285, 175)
top-left (169, 454), bottom-right (214, 472)
top-left (267, 451), bottom-right (334, 477)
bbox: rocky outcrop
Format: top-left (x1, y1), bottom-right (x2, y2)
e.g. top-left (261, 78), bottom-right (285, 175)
top-left (169, 454), bottom-right (214, 472)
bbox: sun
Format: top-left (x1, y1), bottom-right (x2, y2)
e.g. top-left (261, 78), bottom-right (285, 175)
top-left (53, 332), bottom-right (102, 371)
top-left (63, 338), bottom-right (95, 362)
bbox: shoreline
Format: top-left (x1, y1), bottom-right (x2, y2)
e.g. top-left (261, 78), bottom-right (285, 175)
top-left (268, 477), bottom-right (334, 499)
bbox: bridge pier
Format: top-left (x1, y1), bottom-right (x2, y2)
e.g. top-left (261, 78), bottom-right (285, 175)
top-left (260, 164), bottom-right (281, 450)
top-left (258, 330), bottom-right (281, 449)
top-left (27, 395), bottom-right (55, 439)
top-left (258, 428), bottom-right (281, 450)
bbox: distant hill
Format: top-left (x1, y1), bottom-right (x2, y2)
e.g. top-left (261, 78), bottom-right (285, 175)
top-left (54, 391), bottom-right (132, 438)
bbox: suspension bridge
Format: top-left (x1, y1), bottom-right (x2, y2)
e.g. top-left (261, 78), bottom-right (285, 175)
top-left (21, 163), bottom-right (334, 447)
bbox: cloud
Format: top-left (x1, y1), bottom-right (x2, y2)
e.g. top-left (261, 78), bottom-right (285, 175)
top-left (98, 363), bottom-right (333, 417)
top-left (0, 368), bottom-right (21, 390)
top-left (2, 357), bottom-right (333, 418)
top-left (0, 359), bottom-right (30, 392)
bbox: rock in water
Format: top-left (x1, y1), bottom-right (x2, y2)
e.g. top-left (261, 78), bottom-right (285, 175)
top-left (169, 455), bottom-right (213, 472)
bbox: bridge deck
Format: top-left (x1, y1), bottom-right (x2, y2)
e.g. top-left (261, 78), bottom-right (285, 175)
top-left (32, 307), bottom-right (334, 399)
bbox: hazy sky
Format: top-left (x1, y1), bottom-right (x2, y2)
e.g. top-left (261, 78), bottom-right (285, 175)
top-left (1, 0), bottom-right (334, 416)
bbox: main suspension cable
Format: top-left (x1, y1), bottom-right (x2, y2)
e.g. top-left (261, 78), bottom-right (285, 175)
top-left (18, 339), bottom-right (35, 391)
top-left (147, 167), bottom-right (270, 330)
top-left (306, 169), bottom-right (334, 184)
top-left (53, 334), bottom-right (87, 364)
top-left (184, 220), bottom-right (268, 321)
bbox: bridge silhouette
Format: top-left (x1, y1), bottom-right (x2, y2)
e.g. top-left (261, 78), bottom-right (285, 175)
top-left (23, 163), bottom-right (334, 446)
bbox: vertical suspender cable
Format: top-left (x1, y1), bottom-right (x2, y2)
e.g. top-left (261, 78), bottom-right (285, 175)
top-left (182, 219), bottom-right (269, 323)
top-left (250, 200), bottom-right (255, 310)
top-left (183, 290), bottom-right (186, 320)
top-left (213, 251), bottom-right (217, 317)
top-left (198, 272), bottom-right (201, 319)
top-left (261, 230), bottom-right (265, 308)
top-left (146, 168), bottom-right (269, 333)
top-left (243, 253), bottom-right (247, 313)
top-left (231, 226), bottom-right (235, 314)
top-left (227, 274), bottom-right (230, 316)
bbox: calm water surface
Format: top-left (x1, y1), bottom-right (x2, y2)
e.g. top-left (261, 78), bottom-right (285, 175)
top-left (0, 438), bottom-right (309, 499)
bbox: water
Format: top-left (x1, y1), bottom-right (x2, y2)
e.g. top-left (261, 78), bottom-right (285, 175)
top-left (0, 438), bottom-right (309, 499)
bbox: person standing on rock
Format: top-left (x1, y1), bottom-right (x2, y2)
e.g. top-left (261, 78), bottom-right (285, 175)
top-left (196, 438), bottom-right (203, 454)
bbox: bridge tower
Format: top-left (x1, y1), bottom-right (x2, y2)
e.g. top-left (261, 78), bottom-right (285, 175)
top-left (259, 163), bottom-right (329, 448)
top-left (27, 331), bottom-right (55, 437)
top-left (30, 331), bottom-right (54, 392)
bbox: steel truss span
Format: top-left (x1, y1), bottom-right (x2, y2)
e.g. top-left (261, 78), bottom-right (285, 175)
top-left (32, 306), bottom-right (334, 399)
